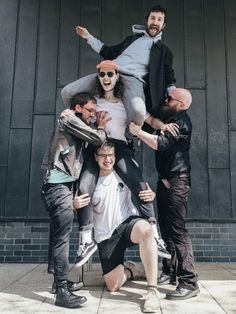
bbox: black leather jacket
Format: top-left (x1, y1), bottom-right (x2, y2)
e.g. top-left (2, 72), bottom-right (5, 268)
top-left (99, 34), bottom-right (176, 117)
top-left (155, 111), bottom-right (192, 178)
top-left (41, 114), bottom-right (106, 182)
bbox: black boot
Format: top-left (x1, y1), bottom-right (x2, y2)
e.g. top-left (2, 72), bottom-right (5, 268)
top-left (55, 280), bottom-right (87, 308)
top-left (50, 280), bottom-right (84, 294)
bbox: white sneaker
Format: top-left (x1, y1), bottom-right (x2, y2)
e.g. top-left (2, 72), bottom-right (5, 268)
top-left (124, 261), bottom-right (146, 280)
top-left (143, 286), bottom-right (160, 313)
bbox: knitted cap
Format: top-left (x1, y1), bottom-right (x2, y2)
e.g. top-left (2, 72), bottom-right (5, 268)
top-left (96, 60), bottom-right (119, 71)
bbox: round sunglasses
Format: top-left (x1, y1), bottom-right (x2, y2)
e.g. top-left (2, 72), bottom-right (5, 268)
top-left (98, 71), bottom-right (115, 78)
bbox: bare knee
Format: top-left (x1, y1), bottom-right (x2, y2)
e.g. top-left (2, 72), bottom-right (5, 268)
top-left (131, 220), bottom-right (154, 243)
top-left (141, 223), bottom-right (153, 239)
top-left (103, 264), bottom-right (125, 292)
top-left (104, 277), bottom-right (120, 292)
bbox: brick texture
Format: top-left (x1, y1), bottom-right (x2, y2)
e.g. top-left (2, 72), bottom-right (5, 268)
top-left (0, 222), bottom-right (236, 263)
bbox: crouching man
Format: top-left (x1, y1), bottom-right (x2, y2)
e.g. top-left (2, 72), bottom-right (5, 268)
top-left (74, 140), bottom-right (160, 313)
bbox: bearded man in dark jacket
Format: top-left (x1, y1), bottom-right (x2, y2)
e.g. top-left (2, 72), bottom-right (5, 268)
top-left (62, 5), bottom-right (176, 127)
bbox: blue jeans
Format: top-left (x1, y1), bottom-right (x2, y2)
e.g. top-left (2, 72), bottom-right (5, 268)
top-left (41, 182), bottom-right (75, 282)
top-left (77, 140), bottom-right (155, 230)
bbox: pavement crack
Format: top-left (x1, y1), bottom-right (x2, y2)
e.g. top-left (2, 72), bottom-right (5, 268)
top-left (0, 264), bottom-right (41, 292)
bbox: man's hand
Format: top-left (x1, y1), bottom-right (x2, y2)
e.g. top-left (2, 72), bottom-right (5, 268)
top-left (73, 193), bottom-right (91, 210)
top-left (160, 123), bottom-right (179, 137)
top-left (96, 111), bottom-right (112, 129)
top-left (75, 26), bottom-right (90, 39)
top-left (129, 122), bottom-right (142, 137)
top-left (139, 183), bottom-right (156, 202)
top-left (60, 109), bottom-right (75, 118)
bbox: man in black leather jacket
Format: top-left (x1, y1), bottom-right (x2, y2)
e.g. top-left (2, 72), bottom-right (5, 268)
top-left (41, 92), bottom-right (108, 309)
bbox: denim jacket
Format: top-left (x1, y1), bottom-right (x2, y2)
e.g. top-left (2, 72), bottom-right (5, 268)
top-left (41, 114), bottom-right (106, 182)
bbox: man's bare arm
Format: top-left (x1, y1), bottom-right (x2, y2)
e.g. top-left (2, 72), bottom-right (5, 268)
top-left (129, 122), bottom-right (158, 150)
top-left (145, 115), bottom-right (179, 137)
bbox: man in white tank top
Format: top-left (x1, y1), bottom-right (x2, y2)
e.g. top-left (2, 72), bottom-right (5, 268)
top-left (74, 140), bottom-right (161, 313)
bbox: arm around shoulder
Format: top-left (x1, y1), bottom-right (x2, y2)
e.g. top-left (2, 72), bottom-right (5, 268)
top-left (60, 115), bottom-right (107, 146)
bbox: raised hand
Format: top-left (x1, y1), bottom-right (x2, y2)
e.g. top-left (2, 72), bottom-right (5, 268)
top-left (75, 25), bottom-right (90, 39)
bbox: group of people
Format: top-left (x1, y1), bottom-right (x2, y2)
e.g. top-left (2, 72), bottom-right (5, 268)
top-left (41, 5), bottom-right (199, 313)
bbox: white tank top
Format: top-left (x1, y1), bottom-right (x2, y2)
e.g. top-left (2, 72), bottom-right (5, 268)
top-left (92, 171), bottom-right (139, 243)
top-left (96, 98), bottom-right (127, 142)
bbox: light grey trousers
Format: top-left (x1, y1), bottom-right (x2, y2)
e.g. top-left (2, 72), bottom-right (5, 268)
top-left (61, 73), bottom-right (146, 125)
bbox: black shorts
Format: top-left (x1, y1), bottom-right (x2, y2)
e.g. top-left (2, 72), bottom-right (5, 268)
top-left (97, 216), bottom-right (142, 275)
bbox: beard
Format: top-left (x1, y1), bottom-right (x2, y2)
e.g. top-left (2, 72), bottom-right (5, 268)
top-left (158, 103), bottom-right (177, 121)
top-left (148, 24), bottom-right (161, 37)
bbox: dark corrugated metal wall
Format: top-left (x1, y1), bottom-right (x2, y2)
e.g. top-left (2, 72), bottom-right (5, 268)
top-left (0, 0), bottom-right (235, 220)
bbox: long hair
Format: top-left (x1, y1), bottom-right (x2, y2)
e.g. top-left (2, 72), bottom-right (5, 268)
top-left (94, 72), bottom-right (125, 99)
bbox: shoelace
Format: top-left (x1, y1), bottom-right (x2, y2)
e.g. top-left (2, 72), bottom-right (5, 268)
top-left (77, 244), bottom-right (86, 256)
top-left (156, 238), bottom-right (167, 249)
top-left (146, 287), bottom-right (159, 298)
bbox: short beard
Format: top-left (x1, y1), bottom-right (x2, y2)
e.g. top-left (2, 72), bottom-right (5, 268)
top-left (158, 103), bottom-right (177, 121)
top-left (148, 24), bottom-right (161, 37)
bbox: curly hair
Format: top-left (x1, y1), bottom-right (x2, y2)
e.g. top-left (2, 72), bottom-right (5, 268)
top-left (94, 72), bottom-right (125, 99)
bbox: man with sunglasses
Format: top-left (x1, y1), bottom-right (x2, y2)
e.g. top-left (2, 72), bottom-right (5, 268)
top-left (41, 92), bottom-right (110, 309)
top-left (61, 5), bottom-right (176, 130)
top-left (129, 88), bottom-right (200, 300)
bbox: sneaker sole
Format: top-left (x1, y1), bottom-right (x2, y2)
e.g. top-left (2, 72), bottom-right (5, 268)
top-left (143, 307), bottom-right (160, 313)
top-left (75, 245), bottom-right (97, 268)
top-left (55, 296), bottom-right (87, 308)
top-left (166, 288), bottom-right (200, 300)
top-left (158, 251), bottom-right (171, 259)
top-left (143, 304), bottom-right (160, 313)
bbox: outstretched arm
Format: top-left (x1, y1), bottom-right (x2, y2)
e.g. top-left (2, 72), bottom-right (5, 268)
top-left (145, 114), bottom-right (179, 137)
top-left (75, 25), bottom-right (104, 53)
top-left (75, 26), bottom-right (91, 39)
top-left (129, 122), bottom-right (158, 150)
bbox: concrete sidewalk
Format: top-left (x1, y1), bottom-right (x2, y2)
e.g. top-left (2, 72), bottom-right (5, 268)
top-left (0, 263), bottom-right (235, 313)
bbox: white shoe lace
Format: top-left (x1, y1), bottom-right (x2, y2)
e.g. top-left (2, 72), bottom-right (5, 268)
top-left (156, 238), bottom-right (167, 250)
top-left (77, 244), bottom-right (86, 256)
